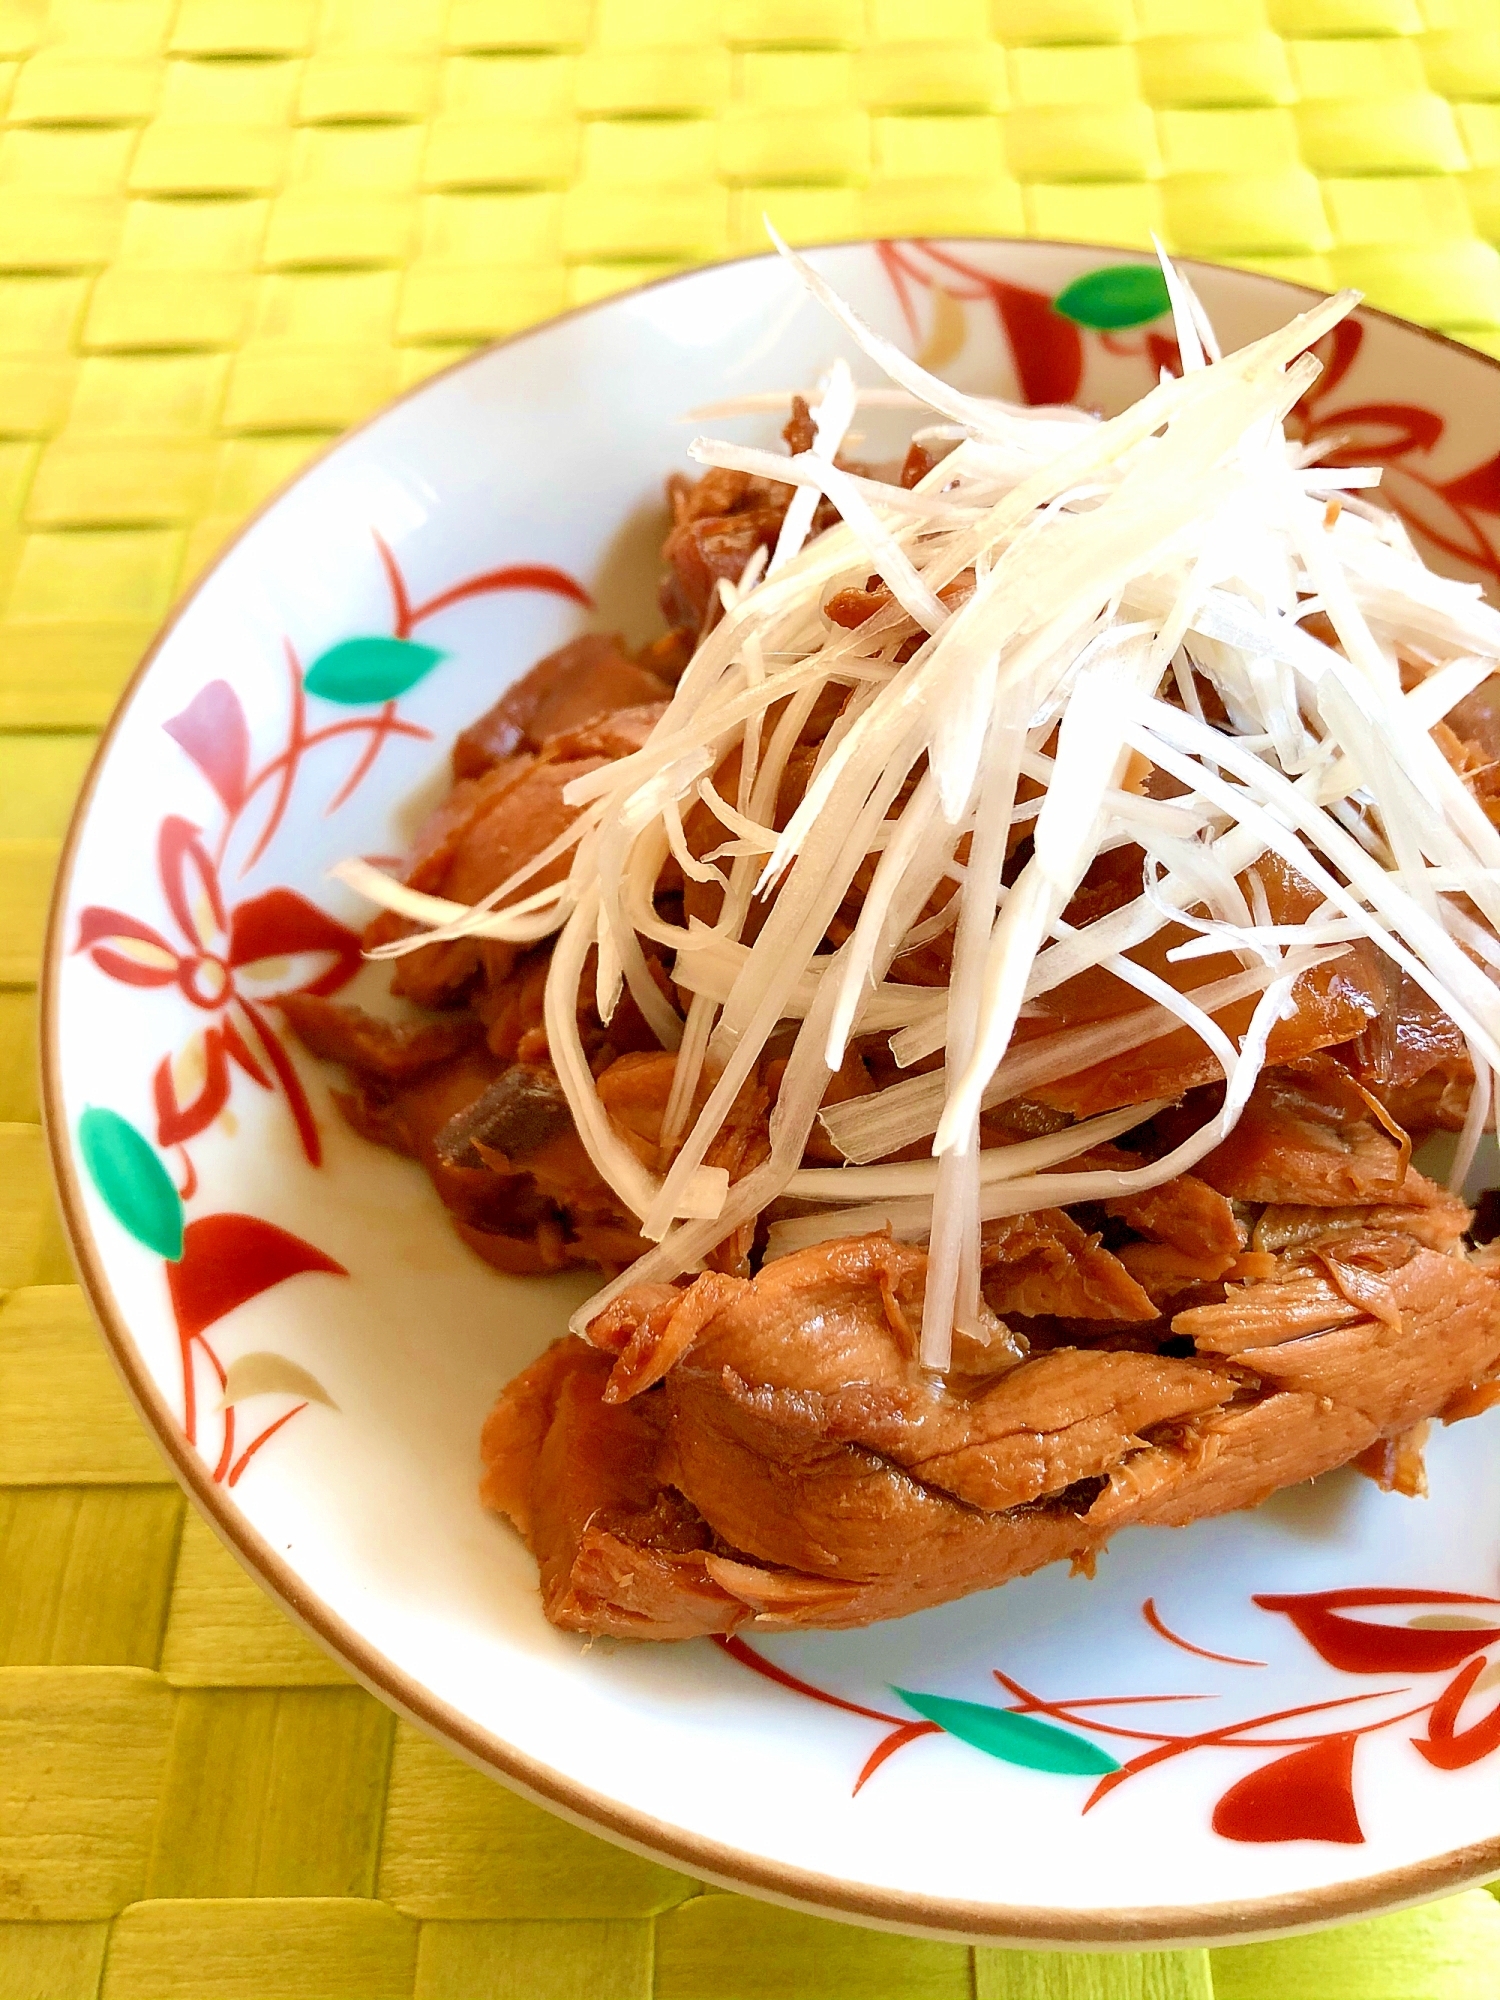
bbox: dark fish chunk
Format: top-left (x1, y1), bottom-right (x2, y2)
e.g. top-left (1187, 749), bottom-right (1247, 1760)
top-left (434, 1062), bottom-right (575, 1170)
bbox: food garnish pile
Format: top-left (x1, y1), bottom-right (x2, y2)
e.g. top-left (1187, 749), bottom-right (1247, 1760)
top-left (292, 245), bottom-right (1500, 1638)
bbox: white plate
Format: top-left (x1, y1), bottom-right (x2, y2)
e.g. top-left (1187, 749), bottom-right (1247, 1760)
top-left (43, 240), bottom-right (1500, 1945)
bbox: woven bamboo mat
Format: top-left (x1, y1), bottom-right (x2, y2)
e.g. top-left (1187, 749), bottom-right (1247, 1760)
top-left (8, 0), bottom-right (1500, 1994)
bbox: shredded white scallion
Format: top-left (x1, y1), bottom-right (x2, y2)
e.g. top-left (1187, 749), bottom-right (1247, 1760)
top-left (336, 239), bottom-right (1500, 1373)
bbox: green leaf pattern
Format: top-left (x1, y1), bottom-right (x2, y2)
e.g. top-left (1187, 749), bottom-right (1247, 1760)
top-left (303, 635), bottom-right (446, 705)
top-left (78, 1106), bottom-right (184, 1260)
top-left (894, 1686), bottom-right (1121, 1775)
top-left (1053, 264), bottom-right (1172, 332)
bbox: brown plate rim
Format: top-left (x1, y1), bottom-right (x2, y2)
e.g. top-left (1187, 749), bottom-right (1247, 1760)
top-left (39, 236), bottom-right (1500, 1947)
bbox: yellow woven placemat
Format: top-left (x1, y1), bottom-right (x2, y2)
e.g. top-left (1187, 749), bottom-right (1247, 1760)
top-left (8, 1), bottom-right (1500, 1994)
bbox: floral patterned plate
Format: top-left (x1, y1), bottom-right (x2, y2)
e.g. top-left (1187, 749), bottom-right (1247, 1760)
top-left (42, 241), bottom-right (1500, 1946)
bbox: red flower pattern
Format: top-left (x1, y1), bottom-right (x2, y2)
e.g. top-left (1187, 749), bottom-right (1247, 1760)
top-left (76, 815), bottom-right (361, 1167)
top-left (719, 1584), bottom-right (1500, 1847)
top-left (167, 1211), bottom-right (348, 1485)
top-left (76, 531), bottom-right (590, 1181)
top-left (878, 238), bottom-right (1086, 405)
top-left (1287, 317), bottom-right (1500, 590)
top-left (75, 532), bottom-right (590, 1477)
